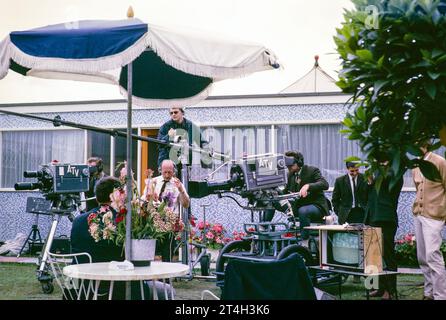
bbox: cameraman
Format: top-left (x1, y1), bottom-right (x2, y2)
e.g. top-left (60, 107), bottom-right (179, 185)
top-left (85, 157), bottom-right (105, 211)
top-left (284, 151), bottom-right (329, 243)
top-left (157, 107), bottom-right (210, 178)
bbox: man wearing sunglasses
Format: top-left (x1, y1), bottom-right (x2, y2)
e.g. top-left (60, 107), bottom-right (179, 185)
top-left (157, 107), bottom-right (210, 172)
top-left (332, 161), bottom-right (368, 225)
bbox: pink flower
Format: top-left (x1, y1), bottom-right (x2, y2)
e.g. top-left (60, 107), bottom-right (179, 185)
top-left (212, 224), bottom-right (224, 234)
top-left (205, 231), bottom-right (214, 240)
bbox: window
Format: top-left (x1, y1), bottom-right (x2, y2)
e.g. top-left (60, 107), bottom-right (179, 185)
top-left (277, 124), bottom-right (363, 187)
top-left (1, 130), bottom-right (85, 188)
top-left (113, 128), bottom-right (138, 178)
top-left (87, 131), bottom-right (111, 176)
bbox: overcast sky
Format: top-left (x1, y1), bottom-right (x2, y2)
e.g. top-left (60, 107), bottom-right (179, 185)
top-left (0, 0), bottom-right (354, 103)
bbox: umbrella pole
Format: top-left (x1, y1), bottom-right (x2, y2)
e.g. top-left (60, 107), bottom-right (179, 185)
top-left (125, 62), bottom-right (133, 300)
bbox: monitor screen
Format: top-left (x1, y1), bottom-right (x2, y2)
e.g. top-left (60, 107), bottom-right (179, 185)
top-left (328, 231), bottom-right (360, 266)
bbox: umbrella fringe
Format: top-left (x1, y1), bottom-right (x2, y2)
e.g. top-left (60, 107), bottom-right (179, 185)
top-left (1, 30), bottom-right (278, 83)
top-left (0, 36), bottom-right (11, 80)
top-left (1, 33), bottom-right (149, 77)
top-left (144, 32), bottom-right (277, 80)
top-left (118, 83), bottom-right (213, 108)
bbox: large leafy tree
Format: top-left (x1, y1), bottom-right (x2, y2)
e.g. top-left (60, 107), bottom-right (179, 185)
top-left (335, 0), bottom-right (446, 190)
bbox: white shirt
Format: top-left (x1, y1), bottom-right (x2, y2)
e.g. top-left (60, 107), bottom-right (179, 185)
top-left (150, 175), bottom-right (181, 212)
top-left (348, 174), bottom-right (357, 208)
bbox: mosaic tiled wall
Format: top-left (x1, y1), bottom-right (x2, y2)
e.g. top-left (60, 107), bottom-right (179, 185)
top-left (0, 103), bottom-right (349, 129)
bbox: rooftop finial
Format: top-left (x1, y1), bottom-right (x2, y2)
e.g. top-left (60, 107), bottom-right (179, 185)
top-left (314, 55), bottom-right (320, 67)
top-left (127, 6), bottom-right (134, 18)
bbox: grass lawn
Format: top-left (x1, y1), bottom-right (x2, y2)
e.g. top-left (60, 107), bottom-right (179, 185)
top-left (0, 263), bottom-right (424, 300)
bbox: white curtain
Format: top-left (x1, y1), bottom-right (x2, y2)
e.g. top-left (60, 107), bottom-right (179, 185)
top-left (1, 130), bottom-right (85, 188)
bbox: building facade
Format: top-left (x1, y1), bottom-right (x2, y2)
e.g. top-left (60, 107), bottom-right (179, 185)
top-left (0, 92), bottom-right (426, 243)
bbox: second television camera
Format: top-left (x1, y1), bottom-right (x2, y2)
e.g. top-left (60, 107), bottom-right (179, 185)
top-left (189, 153), bottom-right (298, 210)
top-left (14, 163), bottom-right (91, 294)
top-left (15, 163), bottom-right (91, 216)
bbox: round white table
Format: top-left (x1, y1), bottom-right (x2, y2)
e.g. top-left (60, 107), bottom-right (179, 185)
top-left (63, 261), bottom-right (189, 300)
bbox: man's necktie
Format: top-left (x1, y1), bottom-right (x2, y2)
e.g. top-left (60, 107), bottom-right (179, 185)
top-left (159, 180), bottom-right (168, 198)
top-left (352, 177), bottom-right (357, 208)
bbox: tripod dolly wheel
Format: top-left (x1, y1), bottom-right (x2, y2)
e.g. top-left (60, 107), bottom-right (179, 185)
top-left (41, 280), bottom-right (54, 294)
top-left (200, 253), bottom-right (211, 276)
top-left (276, 244), bottom-right (315, 266)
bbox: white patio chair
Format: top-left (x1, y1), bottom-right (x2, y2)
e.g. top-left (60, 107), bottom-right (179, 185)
top-left (47, 252), bottom-right (95, 300)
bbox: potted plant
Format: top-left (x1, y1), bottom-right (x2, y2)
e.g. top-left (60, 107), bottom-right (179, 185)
top-left (94, 164), bottom-right (183, 266)
top-left (190, 221), bottom-right (233, 262)
top-left (395, 233), bottom-right (446, 268)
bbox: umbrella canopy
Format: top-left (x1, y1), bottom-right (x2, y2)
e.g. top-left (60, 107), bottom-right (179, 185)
top-left (0, 18), bottom-right (279, 107)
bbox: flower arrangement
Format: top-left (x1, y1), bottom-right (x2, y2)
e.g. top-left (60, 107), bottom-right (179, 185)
top-left (190, 221), bottom-right (232, 250)
top-left (113, 189), bottom-right (184, 246)
top-left (395, 233), bottom-right (446, 267)
top-left (87, 165), bottom-right (184, 246)
top-left (87, 204), bottom-right (118, 242)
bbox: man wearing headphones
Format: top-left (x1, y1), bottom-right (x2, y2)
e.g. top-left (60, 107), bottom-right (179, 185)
top-left (285, 151), bottom-right (329, 242)
top-left (85, 157), bottom-right (106, 211)
top-left (157, 107), bottom-right (210, 177)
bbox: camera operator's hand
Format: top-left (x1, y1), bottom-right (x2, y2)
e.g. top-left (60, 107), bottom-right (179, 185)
top-left (168, 128), bottom-right (176, 138)
top-left (299, 184), bottom-right (310, 198)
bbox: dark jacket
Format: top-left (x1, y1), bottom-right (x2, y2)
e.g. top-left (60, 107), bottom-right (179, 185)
top-left (332, 173), bottom-right (369, 224)
top-left (285, 165), bottom-right (329, 215)
top-left (157, 118), bottom-right (209, 167)
top-left (70, 207), bottom-right (124, 264)
top-left (365, 176), bottom-right (403, 224)
top-left (70, 207), bottom-right (150, 300)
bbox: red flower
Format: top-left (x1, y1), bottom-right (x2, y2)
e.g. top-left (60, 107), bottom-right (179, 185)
top-left (282, 232), bottom-right (295, 238)
top-left (189, 216), bottom-right (196, 227)
top-left (115, 215), bottom-right (124, 224)
top-left (87, 213), bottom-right (97, 225)
top-left (119, 207), bottom-right (127, 215)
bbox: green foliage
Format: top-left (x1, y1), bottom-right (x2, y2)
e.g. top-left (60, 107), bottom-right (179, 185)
top-left (335, 0), bottom-right (446, 187)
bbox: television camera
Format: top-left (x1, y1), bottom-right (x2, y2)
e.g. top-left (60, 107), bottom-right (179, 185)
top-left (15, 163), bottom-right (90, 294)
top-left (187, 153), bottom-right (318, 280)
top-left (189, 153), bottom-right (299, 214)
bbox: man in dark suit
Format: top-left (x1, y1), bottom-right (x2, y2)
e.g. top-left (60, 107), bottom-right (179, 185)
top-left (284, 151), bottom-right (329, 241)
top-left (331, 162), bottom-right (368, 225)
top-left (365, 172), bottom-right (403, 300)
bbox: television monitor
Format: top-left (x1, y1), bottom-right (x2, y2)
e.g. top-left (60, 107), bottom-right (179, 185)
top-left (327, 231), bottom-right (361, 268)
top-left (317, 226), bottom-right (383, 273)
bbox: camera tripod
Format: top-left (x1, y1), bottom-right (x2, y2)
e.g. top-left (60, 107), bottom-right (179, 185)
top-left (17, 197), bottom-right (53, 257)
top-left (17, 214), bottom-right (43, 257)
top-left (185, 203), bottom-right (214, 280)
top-left (35, 195), bottom-right (81, 294)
